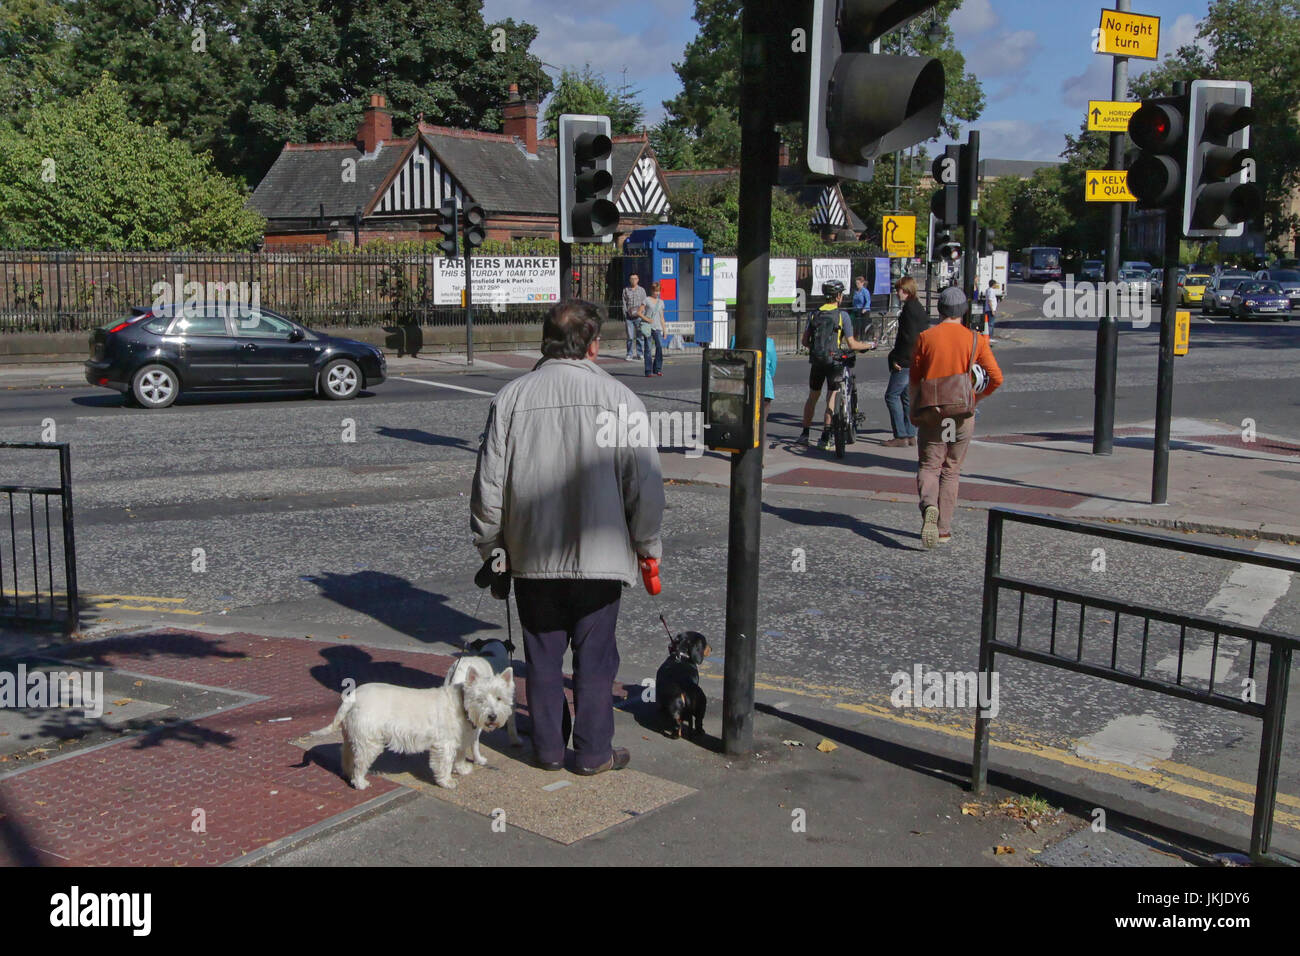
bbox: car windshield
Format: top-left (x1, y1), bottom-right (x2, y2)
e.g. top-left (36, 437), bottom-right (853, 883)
top-left (1245, 282), bottom-right (1283, 294)
top-left (1269, 270), bottom-right (1300, 281)
top-left (1217, 279), bottom-right (1245, 291)
top-left (1120, 271), bottom-right (1146, 280)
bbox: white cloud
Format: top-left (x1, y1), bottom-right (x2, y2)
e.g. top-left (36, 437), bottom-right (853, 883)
top-left (950, 0), bottom-right (999, 36)
top-left (1061, 56), bottom-right (1113, 110)
top-left (941, 119), bottom-right (1070, 163)
top-left (966, 29), bottom-right (1041, 78)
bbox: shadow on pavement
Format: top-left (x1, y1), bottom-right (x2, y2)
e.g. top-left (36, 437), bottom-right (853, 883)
top-left (303, 570), bottom-right (497, 648)
top-left (762, 502), bottom-right (918, 551)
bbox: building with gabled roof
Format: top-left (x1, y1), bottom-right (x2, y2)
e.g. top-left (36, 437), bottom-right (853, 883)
top-left (248, 88), bottom-right (672, 247)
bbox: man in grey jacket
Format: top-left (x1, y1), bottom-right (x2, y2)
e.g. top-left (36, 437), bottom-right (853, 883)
top-left (471, 299), bottom-right (665, 775)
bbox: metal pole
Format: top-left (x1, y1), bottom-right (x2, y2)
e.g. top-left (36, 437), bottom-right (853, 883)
top-left (1250, 646), bottom-right (1291, 861)
top-left (971, 510), bottom-right (1003, 793)
top-left (558, 241), bottom-right (572, 302)
top-left (722, 1), bottom-right (776, 756)
top-left (463, 209), bottom-right (474, 366)
top-left (58, 443), bottom-right (77, 634)
top-left (1151, 204), bottom-right (1181, 504)
top-left (926, 213), bottom-right (935, 315)
top-left (961, 131), bottom-right (980, 322)
top-left (1093, 0), bottom-right (1130, 455)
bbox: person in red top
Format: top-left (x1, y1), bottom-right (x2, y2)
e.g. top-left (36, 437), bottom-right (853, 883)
top-left (908, 287), bottom-right (1003, 547)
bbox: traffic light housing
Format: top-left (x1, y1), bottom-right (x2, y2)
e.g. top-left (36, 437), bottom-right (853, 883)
top-left (1184, 80), bottom-right (1261, 238)
top-left (463, 204), bottom-right (486, 249)
top-left (932, 231), bottom-right (960, 262)
top-left (930, 145), bottom-right (960, 225)
top-left (558, 114), bottom-right (619, 243)
top-left (978, 226), bottom-right (995, 257)
top-left (436, 200), bottom-right (458, 258)
top-left (1127, 93), bottom-right (1188, 210)
top-left (807, 0), bottom-right (947, 182)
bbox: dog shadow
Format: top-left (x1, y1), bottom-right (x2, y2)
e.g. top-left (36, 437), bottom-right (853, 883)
top-left (620, 680), bottom-right (721, 752)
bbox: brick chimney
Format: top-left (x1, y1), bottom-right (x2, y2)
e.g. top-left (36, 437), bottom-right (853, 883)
top-left (503, 83), bottom-right (538, 155)
top-left (357, 94), bottom-right (393, 153)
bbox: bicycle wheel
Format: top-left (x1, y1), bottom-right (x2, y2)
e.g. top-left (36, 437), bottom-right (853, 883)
top-left (834, 412), bottom-right (846, 458)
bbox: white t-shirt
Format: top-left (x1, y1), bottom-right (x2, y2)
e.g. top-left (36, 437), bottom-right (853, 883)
top-left (985, 288), bottom-right (999, 314)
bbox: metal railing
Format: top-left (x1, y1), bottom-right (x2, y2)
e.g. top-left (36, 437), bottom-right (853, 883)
top-left (971, 508), bottom-right (1298, 864)
top-left (0, 443), bottom-right (78, 633)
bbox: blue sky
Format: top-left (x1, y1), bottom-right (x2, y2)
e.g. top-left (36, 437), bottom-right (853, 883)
top-left (482, 0), bottom-right (1214, 162)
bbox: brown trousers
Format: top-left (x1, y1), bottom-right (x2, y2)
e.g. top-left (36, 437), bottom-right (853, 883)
top-left (916, 416), bottom-right (974, 535)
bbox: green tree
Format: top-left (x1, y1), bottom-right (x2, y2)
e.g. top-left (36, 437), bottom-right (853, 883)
top-left (0, 0), bottom-right (73, 125)
top-left (662, 0), bottom-right (984, 170)
top-left (648, 118), bottom-right (699, 170)
top-left (541, 65), bottom-right (645, 139)
top-left (0, 77), bottom-right (265, 250)
top-left (1132, 0), bottom-right (1300, 250)
top-left (667, 176), bottom-right (840, 253)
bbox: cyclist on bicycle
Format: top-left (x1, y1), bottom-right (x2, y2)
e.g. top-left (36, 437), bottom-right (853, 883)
top-left (799, 279), bottom-right (875, 449)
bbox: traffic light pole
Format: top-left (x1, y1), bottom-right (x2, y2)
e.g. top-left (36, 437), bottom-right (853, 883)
top-left (464, 243), bottom-right (474, 366)
top-left (961, 131), bottom-right (979, 321)
top-left (558, 241), bottom-right (572, 302)
top-left (1152, 206), bottom-right (1181, 504)
top-left (1093, 0), bottom-right (1130, 455)
top-left (722, 1), bottom-right (776, 757)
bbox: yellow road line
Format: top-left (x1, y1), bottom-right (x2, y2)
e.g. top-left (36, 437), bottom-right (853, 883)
top-left (700, 669), bottom-right (1300, 830)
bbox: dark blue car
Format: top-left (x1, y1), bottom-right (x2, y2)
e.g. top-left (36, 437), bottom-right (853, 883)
top-left (85, 304), bottom-right (386, 408)
top-left (1229, 281), bottom-right (1292, 322)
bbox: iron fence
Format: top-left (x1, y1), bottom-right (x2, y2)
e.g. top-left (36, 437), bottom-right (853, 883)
top-left (0, 248), bottom-right (902, 345)
top-left (0, 443), bottom-right (78, 634)
top-left (971, 508), bottom-right (1298, 864)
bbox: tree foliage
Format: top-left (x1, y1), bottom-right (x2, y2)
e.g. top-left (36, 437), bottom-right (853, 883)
top-left (2, 0), bottom-right (555, 187)
top-left (542, 65), bottom-right (645, 140)
top-left (667, 177), bottom-right (867, 254)
top-left (659, 0), bottom-right (984, 170)
top-left (0, 77), bottom-right (265, 250)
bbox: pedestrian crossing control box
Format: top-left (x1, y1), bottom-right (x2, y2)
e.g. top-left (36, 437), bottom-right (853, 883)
top-left (702, 348), bottom-right (761, 453)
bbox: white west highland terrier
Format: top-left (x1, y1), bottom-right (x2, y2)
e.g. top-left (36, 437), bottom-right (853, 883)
top-left (447, 639), bottom-right (522, 757)
top-left (312, 668), bottom-right (515, 790)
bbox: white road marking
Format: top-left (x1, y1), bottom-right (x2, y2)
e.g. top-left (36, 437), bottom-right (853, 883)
top-left (1155, 540), bottom-right (1294, 685)
top-left (396, 377), bottom-right (495, 397)
top-left (1075, 714), bottom-right (1177, 770)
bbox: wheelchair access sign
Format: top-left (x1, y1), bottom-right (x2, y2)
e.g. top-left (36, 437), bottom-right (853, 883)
top-left (1085, 170), bottom-right (1136, 202)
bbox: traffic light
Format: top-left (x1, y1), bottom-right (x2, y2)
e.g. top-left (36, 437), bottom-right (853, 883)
top-left (978, 226), bottom-right (995, 257)
top-left (558, 114), bottom-right (619, 243)
top-left (932, 231), bottom-right (961, 262)
top-left (436, 200), bottom-right (459, 258)
top-left (463, 203), bottom-right (486, 249)
top-left (1127, 92), bottom-right (1189, 210)
top-left (930, 145), bottom-right (960, 225)
top-left (807, 0), bottom-right (947, 182)
top-left (957, 139), bottom-right (977, 226)
top-left (1184, 80), bottom-right (1261, 238)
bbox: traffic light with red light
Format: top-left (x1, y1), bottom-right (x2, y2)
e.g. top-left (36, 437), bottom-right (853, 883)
top-left (1127, 93), bottom-right (1188, 210)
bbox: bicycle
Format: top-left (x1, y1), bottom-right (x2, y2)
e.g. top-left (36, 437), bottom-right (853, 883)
top-left (829, 350), bottom-right (865, 460)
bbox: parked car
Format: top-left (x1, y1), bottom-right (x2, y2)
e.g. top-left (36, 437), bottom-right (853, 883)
top-left (1178, 274), bottom-right (1213, 306)
top-left (1228, 281), bottom-right (1291, 321)
top-left (85, 304), bottom-right (387, 408)
top-left (1079, 260), bottom-right (1103, 282)
top-left (1202, 277), bottom-right (1248, 316)
top-left (1253, 269), bottom-right (1300, 310)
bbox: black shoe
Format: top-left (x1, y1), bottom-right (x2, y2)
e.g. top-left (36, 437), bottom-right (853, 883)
top-left (573, 747), bottom-right (630, 776)
top-left (535, 756), bottom-right (564, 772)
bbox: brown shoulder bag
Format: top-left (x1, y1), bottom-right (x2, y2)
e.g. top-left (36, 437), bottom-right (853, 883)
top-left (908, 329), bottom-right (979, 429)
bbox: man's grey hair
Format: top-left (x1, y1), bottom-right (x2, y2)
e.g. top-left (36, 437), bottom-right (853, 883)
top-left (541, 300), bottom-right (604, 359)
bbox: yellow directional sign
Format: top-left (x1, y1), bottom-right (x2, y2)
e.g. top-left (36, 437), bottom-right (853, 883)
top-left (1096, 10), bottom-right (1160, 60)
top-left (1175, 311), bottom-right (1190, 356)
top-left (1087, 100), bottom-right (1140, 132)
top-left (882, 215), bottom-right (916, 257)
top-left (1086, 170), bottom-right (1137, 202)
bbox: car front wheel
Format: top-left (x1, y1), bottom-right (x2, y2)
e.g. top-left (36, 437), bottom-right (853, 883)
top-left (320, 359), bottom-right (361, 400)
top-left (131, 364), bottom-right (179, 409)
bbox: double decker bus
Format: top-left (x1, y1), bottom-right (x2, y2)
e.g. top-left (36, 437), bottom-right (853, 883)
top-left (1019, 246), bottom-right (1064, 282)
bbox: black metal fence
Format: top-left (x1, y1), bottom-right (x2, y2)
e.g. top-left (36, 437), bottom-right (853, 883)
top-left (0, 248), bottom-right (903, 342)
top-left (971, 508), bottom-right (1298, 864)
top-left (0, 443), bottom-right (78, 633)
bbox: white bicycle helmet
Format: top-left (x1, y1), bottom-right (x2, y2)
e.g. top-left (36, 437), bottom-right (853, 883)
top-left (971, 363), bottom-right (989, 394)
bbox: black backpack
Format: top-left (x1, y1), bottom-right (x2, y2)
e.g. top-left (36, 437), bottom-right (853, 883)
top-left (810, 309), bottom-right (847, 365)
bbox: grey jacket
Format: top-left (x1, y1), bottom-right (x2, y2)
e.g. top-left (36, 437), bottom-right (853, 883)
top-left (471, 358), bottom-right (665, 586)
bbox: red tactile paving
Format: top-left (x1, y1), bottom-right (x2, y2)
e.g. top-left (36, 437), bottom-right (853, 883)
top-left (767, 467), bottom-right (1088, 508)
top-left (0, 630), bottom-right (551, 867)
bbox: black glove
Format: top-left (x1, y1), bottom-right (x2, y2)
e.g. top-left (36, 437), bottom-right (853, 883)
top-left (474, 558), bottom-right (511, 600)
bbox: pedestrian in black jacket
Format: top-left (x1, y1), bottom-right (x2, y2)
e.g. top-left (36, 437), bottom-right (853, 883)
top-left (881, 276), bottom-right (928, 446)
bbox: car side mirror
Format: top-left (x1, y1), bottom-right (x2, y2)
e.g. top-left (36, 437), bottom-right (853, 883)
top-left (288, 327), bottom-right (304, 342)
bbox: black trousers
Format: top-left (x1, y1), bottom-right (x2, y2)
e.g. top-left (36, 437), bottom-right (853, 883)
top-left (514, 578), bottom-right (622, 771)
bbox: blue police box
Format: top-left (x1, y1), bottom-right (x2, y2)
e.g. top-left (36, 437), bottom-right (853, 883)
top-left (621, 226), bottom-right (715, 345)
